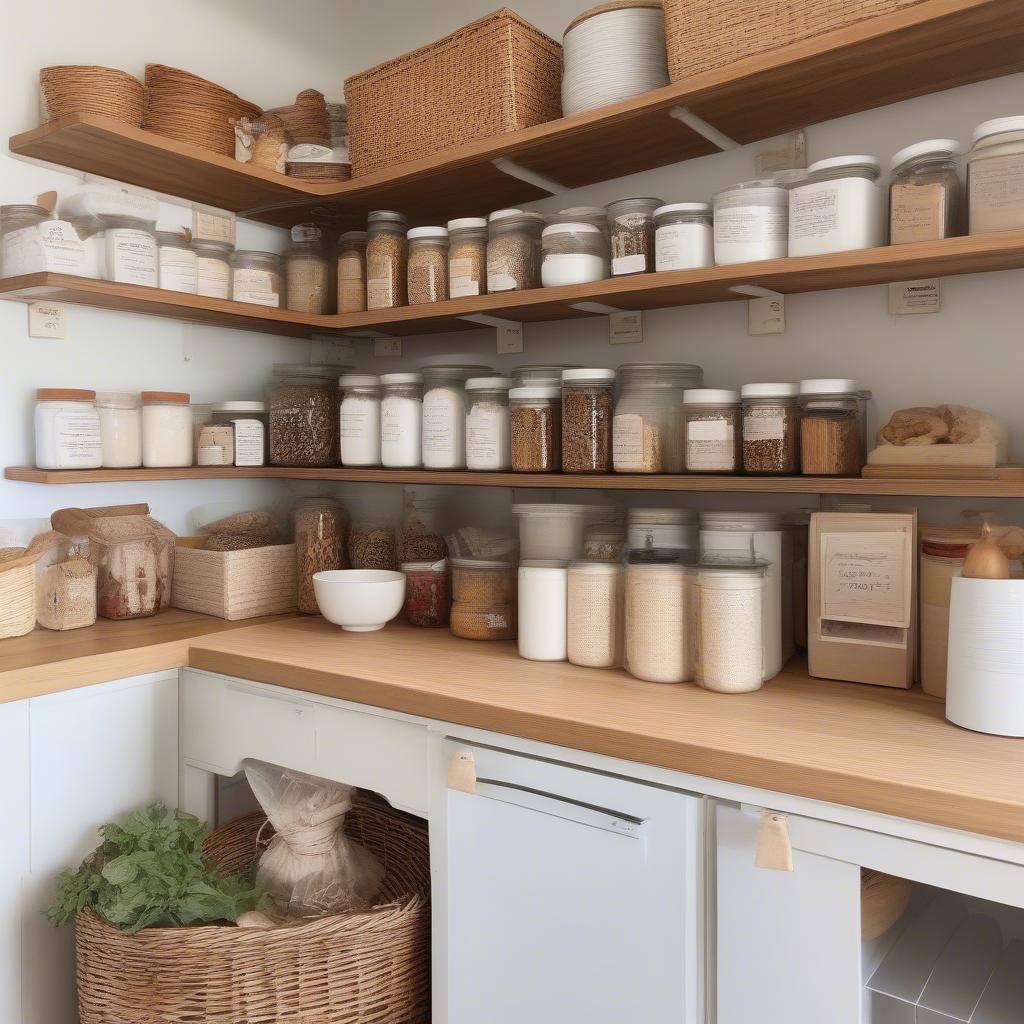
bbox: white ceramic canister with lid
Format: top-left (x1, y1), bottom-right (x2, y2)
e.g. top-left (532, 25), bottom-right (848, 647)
top-left (654, 203), bottom-right (714, 270)
top-left (380, 372), bottom-right (423, 468)
top-left (339, 373), bottom-right (382, 467)
top-left (34, 388), bottom-right (102, 470)
top-left (712, 180), bottom-right (788, 264)
top-left (518, 560), bottom-right (569, 661)
top-left (465, 376), bottom-right (512, 471)
top-left (96, 391), bottom-right (142, 468)
top-left (967, 116), bottom-right (1024, 233)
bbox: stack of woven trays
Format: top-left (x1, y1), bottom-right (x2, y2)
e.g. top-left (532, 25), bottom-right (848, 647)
top-left (39, 65), bottom-right (145, 126)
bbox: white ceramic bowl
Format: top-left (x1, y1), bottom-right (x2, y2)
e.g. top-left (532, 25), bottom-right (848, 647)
top-left (312, 569), bottom-right (406, 632)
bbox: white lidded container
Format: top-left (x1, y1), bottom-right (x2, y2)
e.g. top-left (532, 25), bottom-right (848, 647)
top-left (627, 507), bottom-right (698, 562)
top-left (465, 376), bottom-right (512, 471)
top-left (141, 390), bottom-right (192, 467)
top-left (104, 216), bottom-right (158, 286)
top-left (541, 222), bottom-right (608, 286)
top-left (339, 373), bottom-right (382, 467)
top-left (624, 561), bottom-right (697, 683)
top-left (96, 391), bottom-right (142, 468)
top-left (713, 180), bottom-right (788, 264)
top-left (967, 115), bottom-right (1024, 233)
top-left (156, 230), bottom-right (198, 294)
top-left (697, 561), bottom-right (766, 693)
top-left (567, 560), bottom-right (624, 668)
top-left (512, 503), bottom-right (604, 561)
top-left (421, 364), bottom-right (493, 469)
top-left (654, 203), bottom-right (714, 270)
top-left (193, 239), bottom-right (232, 299)
top-left (380, 372), bottom-right (423, 468)
top-left (34, 388), bottom-right (102, 470)
top-left (683, 388), bottom-right (741, 473)
top-left (889, 138), bottom-right (962, 243)
top-left (518, 560), bottom-right (569, 661)
top-left (788, 155), bottom-right (884, 257)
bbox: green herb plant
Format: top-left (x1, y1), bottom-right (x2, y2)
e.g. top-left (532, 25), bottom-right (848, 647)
top-left (48, 804), bottom-right (266, 934)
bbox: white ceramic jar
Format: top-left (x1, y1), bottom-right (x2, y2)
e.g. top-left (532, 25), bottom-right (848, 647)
top-left (654, 203), bottom-right (714, 270)
top-left (465, 376), bottom-right (512, 470)
top-left (518, 561), bottom-right (568, 661)
top-left (339, 373), bottom-right (382, 467)
top-left (96, 391), bottom-right (142, 468)
top-left (380, 372), bottom-right (423, 468)
top-left (141, 391), bottom-right (192, 467)
top-left (712, 180), bottom-right (788, 264)
top-left (34, 388), bottom-right (102, 470)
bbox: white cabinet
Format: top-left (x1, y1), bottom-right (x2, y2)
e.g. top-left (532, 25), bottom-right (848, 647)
top-left (434, 739), bottom-right (701, 1024)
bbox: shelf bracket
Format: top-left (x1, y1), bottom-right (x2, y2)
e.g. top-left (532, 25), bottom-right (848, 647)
top-left (458, 313), bottom-right (521, 328)
top-left (729, 285), bottom-right (784, 299)
top-left (570, 301), bottom-right (625, 314)
top-left (491, 158), bottom-right (567, 196)
top-left (668, 106), bottom-right (739, 151)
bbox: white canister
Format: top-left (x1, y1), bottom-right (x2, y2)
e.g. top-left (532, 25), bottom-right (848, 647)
top-left (421, 364), bottom-right (492, 470)
top-left (380, 372), bottom-right (423, 468)
top-left (157, 230), bottom-right (198, 293)
top-left (104, 217), bottom-right (158, 286)
top-left (339, 373), bottom-right (382, 467)
top-left (518, 561), bottom-right (568, 661)
top-left (712, 180), bottom-right (788, 265)
top-left (34, 388), bottom-right (102, 470)
top-left (96, 391), bottom-right (142, 468)
top-left (654, 203), bottom-right (714, 271)
top-left (512, 503), bottom-right (601, 561)
top-left (540, 222), bottom-right (608, 287)
top-left (465, 376), bottom-right (512, 471)
top-left (141, 391), bottom-right (192, 467)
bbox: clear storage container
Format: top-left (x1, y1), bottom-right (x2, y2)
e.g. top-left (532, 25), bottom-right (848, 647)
top-left (624, 561), bottom-right (696, 683)
top-left (968, 116), bottom-right (1024, 234)
top-left (697, 562), bottom-right (766, 692)
top-left (380, 372), bottom-right (423, 468)
top-left (156, 230), bottom-right (198, 293)
top-left (450, 558), bottom-right (517, 640)
top-left (141, 391), bottom-right (192, 468)
top-left (654, 203), bottom-right (714, 271)
top-left (1, 205), bottom-right (90, 278)
top-left (510, 385), bottom-right (561, 472)
top-left (193, 239), bottom-right (232, 299)
top-left (337, 230), bottom-right (367, 313)
top-left (562, 368), bottom-right (616, 473)
top-left (285, 225), bottom-right (332, 313)
top-left (567, 560), bottom-right (623, 668)
top-left (421, 364), bottom-right (492, 470)
top-left (294, 496), bottom-right (347, 614)
top-left (627, 507), bottom-right (698, 563)
top-left (582, 523), bottom-right (626, 563)
top-left (541, 222), bottom-right (608, 286)
top-left (338, 373), bottom-right (382, 467)
top-left (96, 391), bottom-right (142, 469)
top-left (448, 218), bottom-right (487, 298)
top-left (34, 388), bottom-right (102, 470)
top-left (407, 226), bottom-right (449, 304)
top-left (512, 503), bottom-right (602, 561)
top-left (518, 561), bottom-right (569, 661)
top-left (88, 514), bottom-right (175, 620)
top-left (713, 180), bottom-right (788, 264)
top-left (741, 382), bottom-right (801, 475)
top-left (683, 388), bottom-right (741, 473)
top-left (104, 216), bottom-right (158, 286)
top-left (465, 376), bottom-right (512, 471)
top-left (366, 210), bottom-right (408, 309)
top-left (607, 196), bottom-right (662, 276)
top-left (268, 363), bottom-right (340, 467)
top-left (890, 139), bottom-right (963, 244)
top-left (402, 559), bottom-right (450, 627)
top-left (486, 208), bottom-right (545, 292)
top-left (231, 250), bottom-right (282, 307)
top-left (798, 378), bottom-right (865, 476)
top-left (511, 364), bottom-right (581, 387)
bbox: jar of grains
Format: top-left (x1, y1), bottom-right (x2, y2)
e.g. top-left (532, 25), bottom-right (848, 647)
top-left (624, 562), bottom-right (697, 683)
top-left (798, 378), bottom-right (864, 476)
top-left (231, 250), bottom-right (282, 307)
top-left (697, 563), bottom-right (766, 693)
top-left (366, 210), bottom-right (408, 309)
top-left (268, 364), bottom-right (340, 467)
top-left (582, 523), bottom-right (625, 563)
top-left (607, 196), bottom-right (662, 276)
top-left (741, 382), bottom-right (801, 474)
top-left (337, 231), bottom-right (367, 313)
top-left (156, 230), bottom-right (198, 293)
top-left (683, 388), bottom-right (741, 473)
top-left (380, 372), bottom-right (423, 468)
top-left (613, 362), bottom-right (703, 473)
top-left (294, 496), bottom-right (347, 614)
top-left (518, 560), bottom-right (569, 661)
top-left (712, 180), bottom-right (788, 265)
top-left (96, 391), bottom-right (142, 468)
top-left (193, 239), bottom-right (232, 299)
top-left (401, 559), bottom-right (450, 627)
top-left (465, 376), bottom-right (512, 471)
top-left (285, 224), bottom-right (332, 314)
top-left (561, 367), bottom-right (616, 473)
top-left (349, 518), bottom-right (398, 571)
top-left (654, 203), bottom-right (714, 271)
top-left (968, 117), bottom-right (1024, 233)
top-left (627, 507), bottom-right (698, 563)
top-left (450, 558), bottom-right (517, 640)
top-left (141, 391), bottom-right (192, 468)
top-left (407, 226), bottom-right (449, 304)
top-left (486, 209), bottom-right (545, 292)
top-left (34, 388), bottom-right (102, 470)
top-left (448, 217), bottom-right (488, 297)
top-left (338, 373), bottom-right (382, 466)
top-left (889, 139), bottom-right (962, 244)
top-left (422, 364), bottom-right (493, 470)
top-left (541, 222), bottom-right (609, 286)
top-left (511, 364), bottom-right (582, 387)
top-left (510, 385), bottom-right (561, 472)
top-left (567, 560), bottom-right (623, 668)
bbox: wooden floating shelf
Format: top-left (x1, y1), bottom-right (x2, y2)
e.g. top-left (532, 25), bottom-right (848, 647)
top-left (10, 0), bottom-right (1024, 229)
top-left (8, 466), bottom-right (1024, 497)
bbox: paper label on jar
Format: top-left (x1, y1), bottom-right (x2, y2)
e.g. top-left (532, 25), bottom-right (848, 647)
top-left (612, 413), bottom-right (654, 471)
top-left (743, 412), bottom-right (785, 441)
top-left (366, 277), bottom-right (394, 308)
top-left (890, 182), bottom-right (947, 243)
top-left (231, 419), bottom-right (265, 466)
top-left (158, 247), bottom-right (198, 294)
top-left (686, 419), bottom-right (735, 470)
top-left (655, 223), bottom-right (713, 270)
top-left (107, 228), bottom-right (158, 286)
top-left (789, 184), bottom-right (840, 240)
top-left (820, 530), bottom-right (911, 628)
top-left (4, 223), bottom-right (86, 276)
top-left (196, 257), bottom-right (230, 298)
top-left (715, 205), bottom-right (787, 244)
top-left (969, 152), bottom-right (1024, 232)
top-left (52, 411), bottom-right (102, 467)
top-left (487, 267), bottom-right (518, 292)
top-left (612, 253), bottom-right (647, 275)
top-left (233, 267), bottom-right (279, 306)
top-left (450, 257), bottom-right (481, 297)
top-left (466, 407), bottom-right (505, 465)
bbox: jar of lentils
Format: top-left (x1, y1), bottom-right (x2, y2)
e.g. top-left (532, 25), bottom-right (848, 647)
top-left (337, 230), bottom-right (367, 313)
top-left (407, 226), bottom-right (449, 304)
top-left (683, 388), bottom-right (741, 473)
top-left (561, 368), bottom-right (616, 473)
top-left (448, 217), bottom-right (488, 297)
top-left (268, 363), bottom-right (341, 467)
top-left (486, 208), bottom-right (545, 292)
top-left (366, 209), bottom-right (408, 309)
top-left (741, 382), bottom-right (801, 474)
top-left (285, 224), bottom-right (332, 314)
top-left (510, 384), bottom-right (561, 472)
top-left (607, 196), bottom-right (662, 276)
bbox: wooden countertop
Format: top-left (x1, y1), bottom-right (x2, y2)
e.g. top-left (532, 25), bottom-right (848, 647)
top-left (188, 618), bottom-right (1024, 844)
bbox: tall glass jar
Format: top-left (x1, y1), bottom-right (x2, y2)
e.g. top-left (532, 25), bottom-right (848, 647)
top-left (561, 368), bottom-right (616, 473)
top-left (567, 560), bottom-right (623, 669)
top-left (653, 203), bottom-right (714, 271)
top-left (380, 371), bottom-right (423, 468)
top-left (613, 362), bottom-right (703, 473)
top-left (889, 139), bottom-right (963, 244)
top-left (448, 217), bottom-right (488, 298)
top-left (683, 389), bottom-right (741, 473)
top-left (231, 250), bottom-right (281, 307)
top-left (366, 210), bottom-right (408, 309)
top-left (486, 209), bottom-right (545, 292)
top-left (96, 391), bottom-right (142, 468)
top-left (624, 561), bottom-right (696, 683)
top-left (422, 364), bottom-right (492, 470)
top-left (141, 391), bottom-right (192, 468)
top-left (465, 376), bottom-right (512, 471)
top-left (407, 226), bottom-right (449, 304)
top-left (713, 180), bottom-right (788, 264)
top-left (607, 196), bottom-right (662, 276)
top-left (193, 239), bottom-right (232, 299)
top-left (968, 116), bottom-right (1024, 233)
top-left (798, 378), bottom-right (864, 476)
top-left (337, 230), bottom-right (367, 313)
top-left (740, 382), bottom-right (801, 475)
top-left (541, 222), bottom-right (608, 286)
top-left (697, 563), bottom-right (766, 693)
top-left (294, 496), bottom-right (347, 614)
top-left (285, 225), bottom-right (332, 313)
top-left (510, 384), bottom-right (561, 472)
top-left (268, 363), bottom-right (340, 467)
top-left (338, 373), bottom-right (382, 467)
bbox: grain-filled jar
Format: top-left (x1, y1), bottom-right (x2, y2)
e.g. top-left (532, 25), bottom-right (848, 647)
top-left (407, 226), bottom-right (449, 304)
top-left (567, 561), bottom-right (623, 668)
top-left (789, 155), bottom-right (884, 257)
top-left (338, 373), bottom-right (382, 467)
top-left (562, 367), bottom-right (616, 473)
top-left (402, 559), bottom-right (450, 627)
top-left (613, 362), bottom-right (703, 473)
top-left (380, 372), bottom-right (423, 468)
top-left (583, 523), bottom-right (625, 563)
top-left (654, 203), bottom-right (714, 271)
top-left (624, 562), bottom-right (696, 683)
top-left (421, 363), bottom-right (493, 469)
top-left (510, 385), bottom-right (561, 472)
top-left (713, 180), bottom-right (788, 264)
top-left (366, 210), bottom-right (408, 309)
top-left (156, 230), bottom-right (198, 293)
top-left (465, 376), bottom-right (512, 471)
top-left (627, 507), bottom-right (698, 563)
top-left (683, 389), bottom-right (740, 473)
top-left (968, 116), bottom-right (1024, 233)
top-left (450, 558), bottom-right (517, 640)
top-left (268, 363), bottom-right (341, 467)
top-left (96, 392), bottom-right (142, 468)
top-left (541, 222), bottom-right (608, 286)
top-left (285, 224), bottom-right (332, 313)
top-left (741, 382), bottom-right (800, 474)
top-left (34, 388), bottom-right (102, 470)
top-left (448, 217), bottom-right (487, 298)
top-left (141, 391), bottom-right (192, 468)
top-left (697, 563), bottom-right (766, 692)
top-left (890, 139), bottom-right (963, 244)
top-left (294, 496), bottom-right (347, 614)
top-left (193, 239), bottom-right (232, 299)
top-left (486, 208), bottom-right (545, 292)
top-left (337, 230), bottom-right (367, 313)
top-left (104, 216), bottom-right (158, 286)
top-left (607, 196), bottom-right (661, 276)
top-left (518, 560), bottom-right (568, 661)
top-left (798, 378), bottom-right (864, 476)
top-left (231, 250), bottom-right (281, 307)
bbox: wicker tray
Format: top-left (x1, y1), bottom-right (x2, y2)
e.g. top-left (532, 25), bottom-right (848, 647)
top-left (39, 65), bottom-right (144, 127)
top-left (344, 7), bottom-right (562, 177)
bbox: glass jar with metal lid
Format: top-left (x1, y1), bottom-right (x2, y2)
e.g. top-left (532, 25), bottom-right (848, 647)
top-left (607, 196), bottom-right (662, 276)
top-left (890, 139), bottom-right (963, 244)
top-left (448, 218), bottom-right (487, 298)
top-left (337, 230), bottom-right (367, 313)
top-left (713, 179), bottom-right (788, 264)
top-left (562, 368), bottom-right (616, 473)
top-left (193, 239), bottom-right (232, 299)
top-left (654, 203), bottom-right (714, 271)
top-left (338, 373), bottom-right (382, 467)
top-left (380, 372), bottom-right (423, 468)
top-left (541, 222), bottom-right (608, 287)
top-left (407, 226), bottom-right (449, 305)
top-left (268, 363), bottom-right (342, 467)
top-left (465, 376), bottom-right (512, 471)
top-left (798, 378), bottom-right (865, 476)
top-left (231, 250), bottom-right (282, 307)
top-left (487, 208), bottom-right (545, 292)
top-left (683, 388), bottom-right (741, 473)
top-left (285, 224), bottom-right (332, 313)
top-left (741, 382), bottom-right (801, 475)
top-left (510, 384), bottom-right (561, 472)
top-left (968, 116), bottom-right (1024, 233)
top-left (366, 210), bottom-right (408, 309)
top-left (1, 204), bottom-right (48, 238)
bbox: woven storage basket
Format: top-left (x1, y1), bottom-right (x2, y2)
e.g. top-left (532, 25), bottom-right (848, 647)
top-left (171, 541), bottom-right (297, 620)
top-left (39, 65), bottom-right (144, 126)
top-left (287, 161), bottom-right (353, 182)
top-left (344, 7), bottom-right (562, 177)
top-left (75, 798), bottom-right (431, 1024)
top-left (663, 0), bottom-right (931, 81)
top-left (0, 563), bottom-right (36, 640)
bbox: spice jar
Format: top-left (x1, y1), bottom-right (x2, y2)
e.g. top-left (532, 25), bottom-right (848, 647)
top-left (697, 562), bottom-right (766, 692)
top-left (366, 210), bottom-right (408, 309)
top-left (285, 224), bottom-right (332, 313)
top-left (613, 362), bottom-right (703, 473)
top-left (518, 560), bottom-right (568, 661)
top-left (380, 372), bottom-right (423, 468)
top-left (486, 209), bottom-right (545, 292)
top-left (156, 230), bottom-right (198, 293)
top-left (339, 373), bottom-right (382, 467)
top-left (193, 239), bottom-right (232, 299)
top-left (968, 116), bottom-right (1024, 234)
top-left (561, 368), bottom-right (616, 473)
top-left (96, 392), bottom-right (142, 468)
top-left (402, 559), bottom-right (450, 627)
top-left (541, 222), bottom-right (608, 286)
top-left (141, 391), bottom-right (192, 468)
top-left (104, 216), bottom-right (158, 286)
top-left (294, 496), bottom-right (347, 614)
top-left (607, 197), bottom-right (662, 276)
top-left (654, 203), bottom-right (714, 271)
top-left (34, 388), bottom-right (102, 470)
top-left (337, 230), bottom-right (367, 313)
top-left (624, 562), bottom-right (696, 683)
top-left (407, 226), bottom-right (449, 304)
top-left (510, 385), bottom-right (561, 472)
top-left (422, 364), bottom-right (493, 470)
top-left (741, 382), bottom-right (800, 474)
top-left (465, 376), bottom-right (512, 471)
top-left (450, 557), bottom-right (517, 640)
top-left (798, 378), bottom-right (864, 476)
top-left (683, 389), bottom-right (741, 473)
top-left (890, 139), bottom-right (963, 244)
top-left (231, 250), bottom-right (282, 307)
top-left (627, 507), bottom-right (698, 563)
top-left (567, 561), bottom-right (623, 668)
top-left (448, 217), bottom-right (488, 298)
top-left (268, 363), bottom-right (341, 467)
top-left (713, 180), bottom-right (788, 264)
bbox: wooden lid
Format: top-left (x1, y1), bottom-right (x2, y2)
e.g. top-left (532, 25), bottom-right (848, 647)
top-left (36, 388), bottom-right (96, 401)
top-left (565, 0), bottom-right (662, 35)
top-left (140, 391), bottom-right (190, 404)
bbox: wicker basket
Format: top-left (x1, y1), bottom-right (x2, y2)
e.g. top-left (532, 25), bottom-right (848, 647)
top-left (287, 161), bottom-right (353, 182)
top-left (75, 798), bottom-right (431, 1024)
top-left (39, 65), bottom-right (145, 127)
top-left (171, 541), bottom-right (297, 620)
top-left (344, 7), bottom-right (562, 177)
top-left (0, 563), bottom-right (36, 640)
top-left (662, 0), bottom-right (931, 81)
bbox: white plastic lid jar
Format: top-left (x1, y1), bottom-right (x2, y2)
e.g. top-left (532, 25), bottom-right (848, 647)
top-left (509, 384), bottom-right (561, 473)
top-left (654, 203), bottom-right (714, 271)
top-left (713, 180), bottom-right (788, 265)
top-left (465, 376), bottom-right (512, 471)
top-left (141, 390), bottom-right (192, 468)
top-left (607, 196), bottom-right (663, 276)
top-left (682, 388), bottom-right (741, 473)
top-left (421, 364), bottom-right (493, 469)
top-left (789, 155), bottom-right (884, 257)
top-left (518, 560), bottom-right (569, 662)
top-left (889, 139), bottom-right (962, 244)
top-left (96, 391), bottom-right (142, 469)
top-left (541, 222), bottom-right (608, 287)
top-left (34, 388), bottom-right (102, 470)
top-left (968, 116), bottom-right (1024, 233)
top-left (512, 503), bottom-right (605, 562)
top-left (380, 372), bottom-right (423, 468)
top-left (338, 373), bottom-right (382, 467)
top-left (697, 563), bottom-right (766, 692)
top-left (627, 506), bottom-right (698, 562)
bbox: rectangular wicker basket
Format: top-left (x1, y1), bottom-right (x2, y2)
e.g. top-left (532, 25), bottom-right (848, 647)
top-left (662, 0), bottom-right (932, 81)
top-left (344, 7), bottom-right (563, 178)
top-left (171, 541), bottom-right (296, 620)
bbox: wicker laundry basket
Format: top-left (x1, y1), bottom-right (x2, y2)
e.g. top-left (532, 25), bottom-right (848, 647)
top-left (39, 65), bottom-right (145, 127)
top-left (74, 797), bottom-right (430, 1024)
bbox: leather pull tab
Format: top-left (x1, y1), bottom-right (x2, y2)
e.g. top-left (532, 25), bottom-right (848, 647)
top-left (448, 751), bottom-right (476, 794)
top-left (755, 811), bottom-right (793, 872)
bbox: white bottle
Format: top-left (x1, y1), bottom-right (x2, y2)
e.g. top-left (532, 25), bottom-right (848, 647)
top-left (518, 561), bottom-right (568, 661)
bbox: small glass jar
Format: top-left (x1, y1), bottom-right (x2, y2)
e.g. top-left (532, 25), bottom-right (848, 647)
top-left (567, 561), bottom-right (624, 669)
top-left (465, 376), bottom-right (512, 471)
top-left (450, 557), bottom-right (517, 640)
top-left (193, 239), bottom-right (232, 299)
top-left (34, 388), bottom-right (102, 470)
top-left (561, 368), bottom-right (616, 473)
top-left (448, 217), bottom-right (488, 298)
top-left (713, 180), bottom-right (788, 265)
top-left (96, 392), bottom-right (142, 469)
top-left (607, 197), bottom-right (662, 276)
top-left (683, 389), bottom-right (741, 473)
top-left (697, 563), bottom-right (766, 693)
top-left (968, 116), bottom-right (1024, 234)
top-left (422, 364), bottom-right (493, 470)
top-left (380, 372), bottom-right (423, 468)
top-left (798, 378), bottom-right (865, 476)
top-left (624, 562), bottom-right (697, 683)
top-left (285, 224), bottom-right (332, 313)
top-left (104, 216), bottom-right (158, 286)
top-left (653, 203), bottom-right (714, 271)
top-left (890, 139), bottom-right (963, 244)
top-left (366, 209), bottom-right (408, 309)
top-left (627, 507), bottom-right (698, 563)
top-left (211, 401), bottom-right (267, 467)
top-left (338, 373), bottom-right (382, 467)
top-left (541, 222), bottom-right (608, 287)
top-left (511, 364), bottom-right (581, 387)
top-left (407, 226), bottom-right (449, 305)
top-left (294, 496), bottom-right (347, 614)
top-left (510, 384), bottom-right (561, 472)
top-left (613, 362), bottom-right (703, 473)
top-left (231, 250), bottom-right (282, 307)
top-left (141, 391), bottom-right (192, 468)
top-left (402, 559), bottom-right (451, 627)
top-left (741, 382), bottom-right (801, 475)
top-left (268, 363), bottom-right (340, 467)
top-left (156, 230), bottom-right (198, 294)
top-left (582, 523), bottom-right (625, 563)
top-left (337, 230), bottom-right (367, 313)
top-left (486, 208), bottom-right (545, 292)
